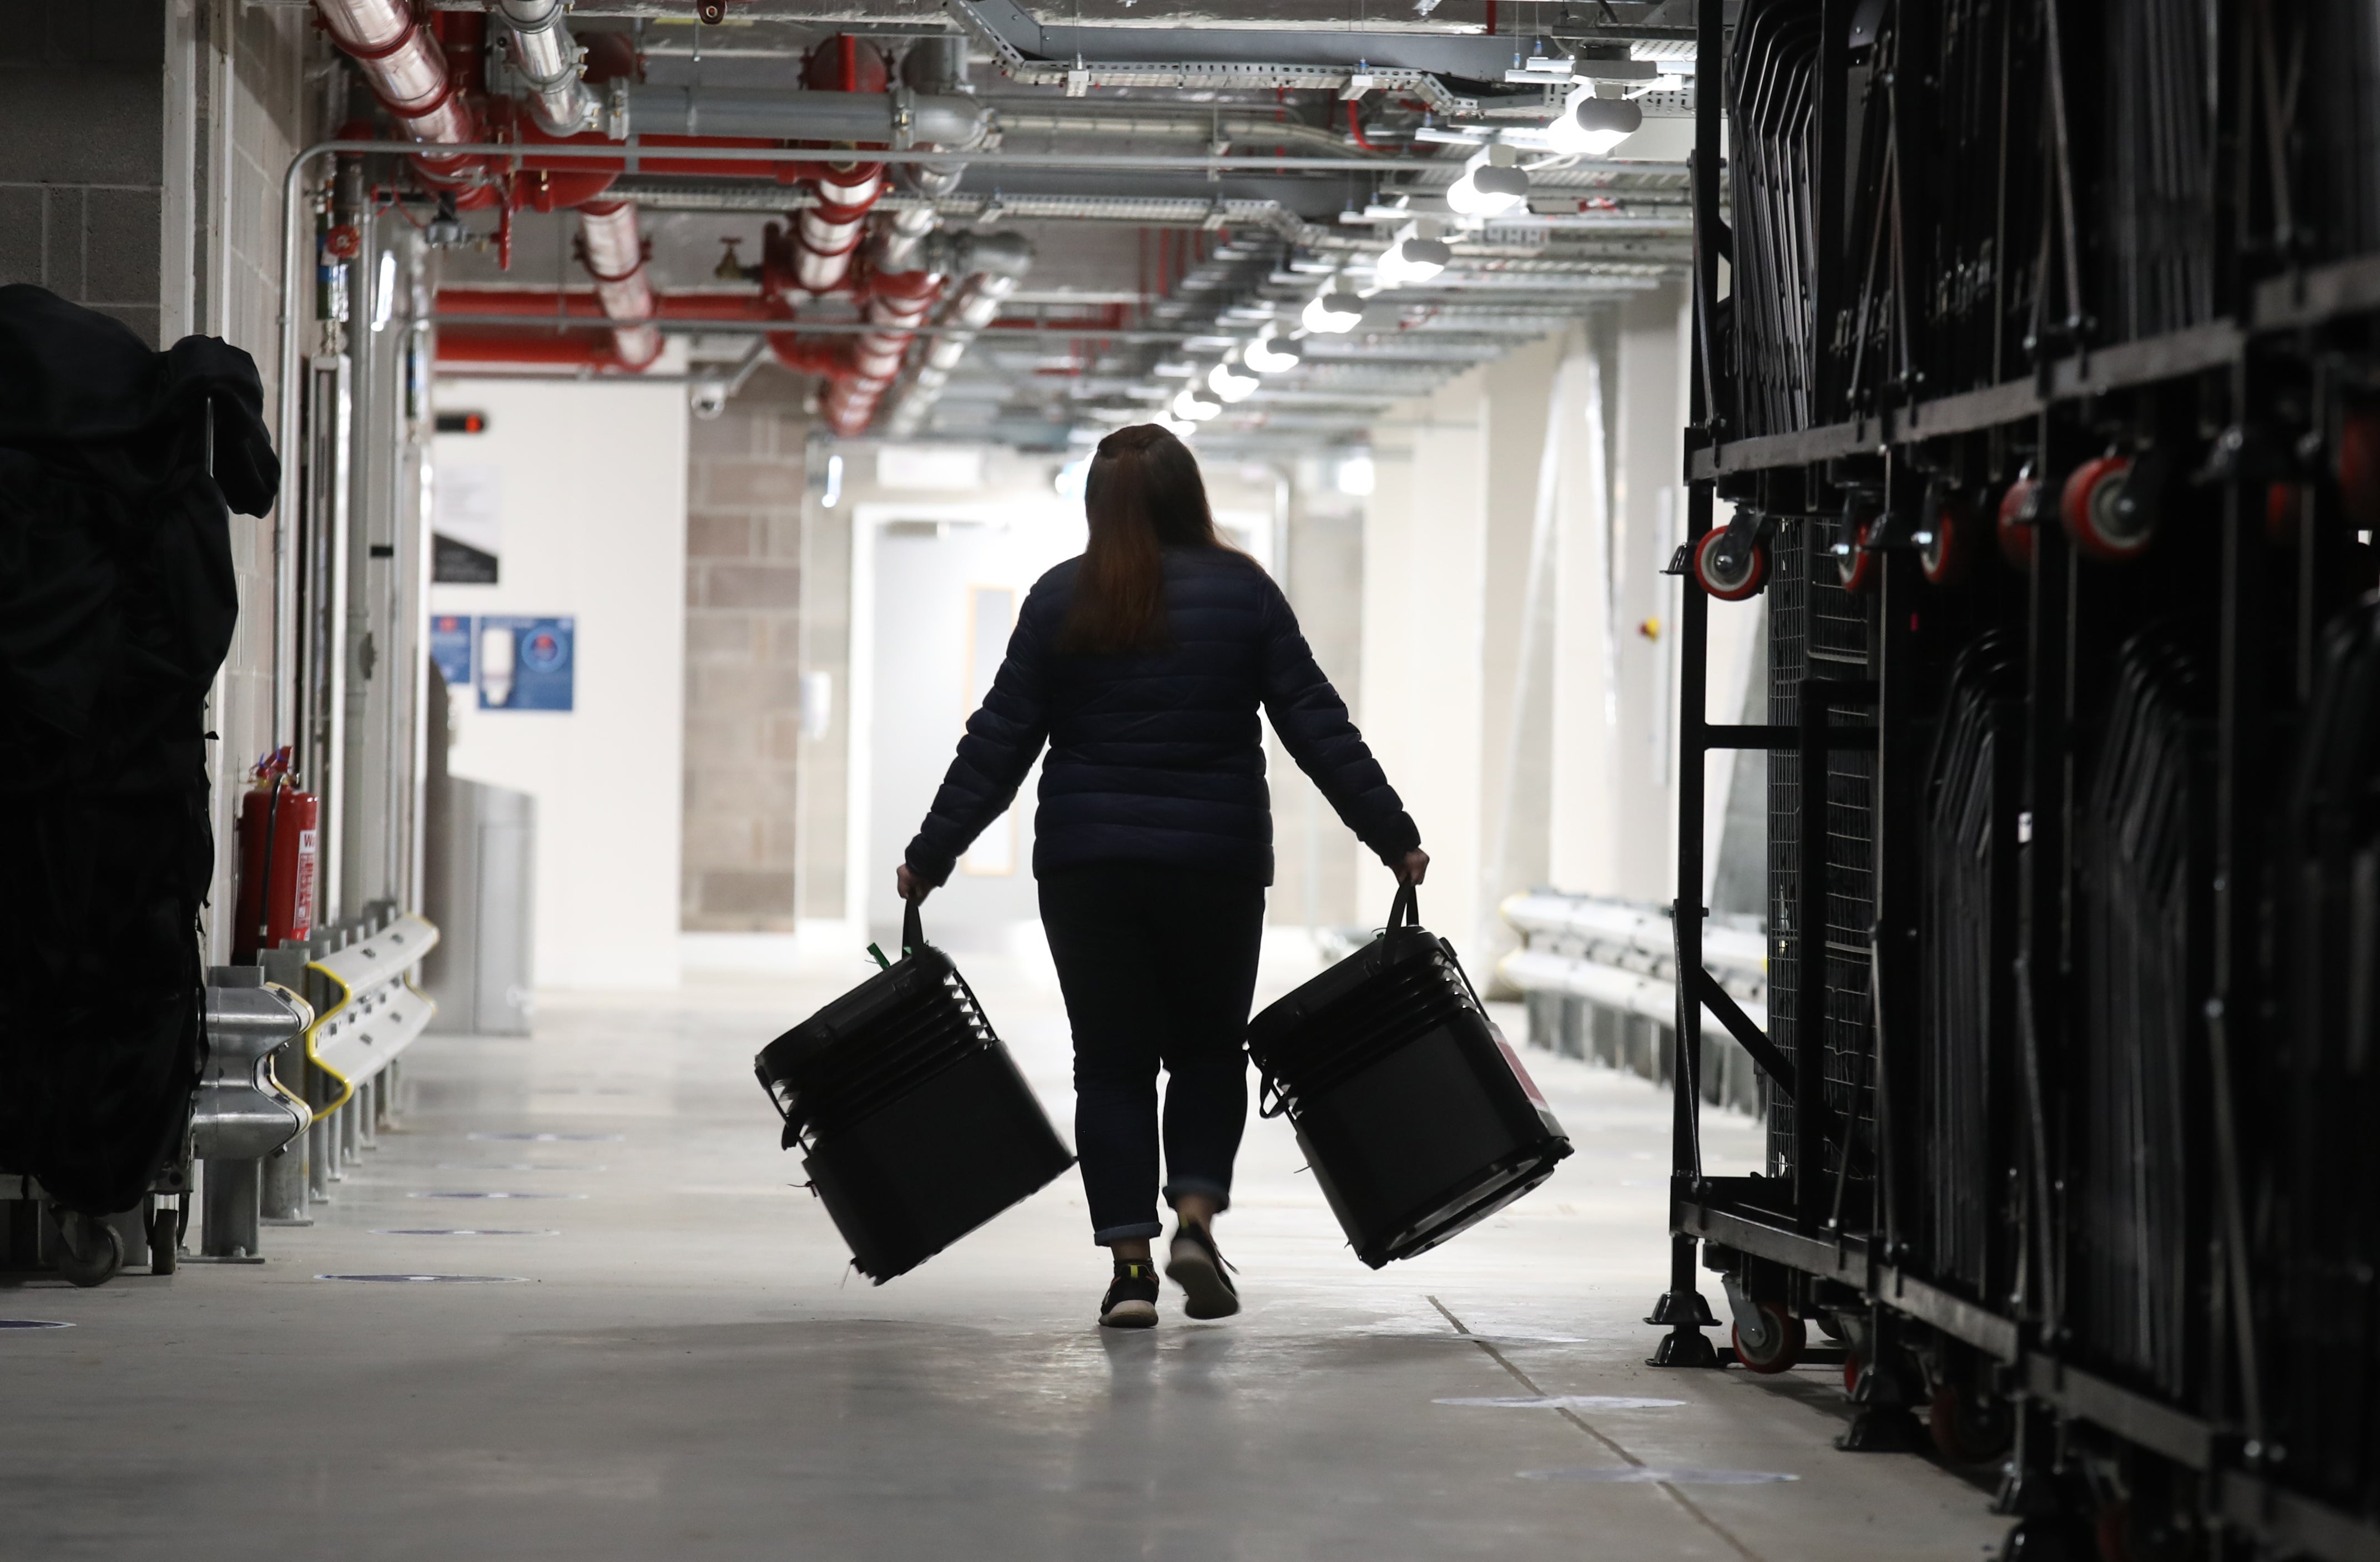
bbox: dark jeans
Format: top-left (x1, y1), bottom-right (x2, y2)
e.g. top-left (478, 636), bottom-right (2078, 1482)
top-left (1038, 864), bottom-right (1266, 1245)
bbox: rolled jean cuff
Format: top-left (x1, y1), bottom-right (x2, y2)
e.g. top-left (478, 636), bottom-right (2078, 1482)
top-left (1163, 1177), bottom-right (1232, 1214)
top-left (1093, 1219), bottom-right (1163, 1247)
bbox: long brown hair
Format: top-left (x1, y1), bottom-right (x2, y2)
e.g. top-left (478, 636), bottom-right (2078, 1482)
top-left (1059, 423), bottom-right (1223, 654)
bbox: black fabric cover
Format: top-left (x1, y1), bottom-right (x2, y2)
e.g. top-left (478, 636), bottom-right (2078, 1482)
top-left (0, 285), bottom-right (275, 1215)
top-left (905, 545), bottom-right (1419, 886)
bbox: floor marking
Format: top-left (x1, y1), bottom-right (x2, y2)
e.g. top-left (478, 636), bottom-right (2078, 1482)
top-left (1520, 1467), bottom-right (1799, 1484)
top-left (1434, 1394), bottom-right (1686, 1410)
top-left (315, 1274), bottom-right (530, 1283)
top-left (406, 1191), bottom-right (584, 1200)
top-left (466, 1132), bottom-right (623, 1142)
top-left (435, 1162), bottom-right (607, 1172)
top-left (1427, 1296), bottom-right (1772, 1562)
top-left (368, 1229), bottom-right (560, 1237)
top-left (0, 1320), bottom-right (73, 1330)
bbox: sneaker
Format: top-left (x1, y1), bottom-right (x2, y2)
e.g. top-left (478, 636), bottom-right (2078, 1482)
top-left (1164, 1222), bottom-right (1240, 1320)
top-left (1099, 1259), bottom-right (1159, 1329)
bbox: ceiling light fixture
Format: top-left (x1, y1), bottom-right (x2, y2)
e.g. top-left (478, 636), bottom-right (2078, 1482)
top-left (1444, 146), bottom-right (1531, 219)
top-left (1374, 222), bottom-right (1453, 289)
top-left (1302, 289), bottom-right (1365, 333)
top-left (1171, 387), bottom-right (1223, 422)
top-left (1208, 358), bottom-right (1260, 403)
top-left (1243, 331), bottom-right (1303, 373)
top-left (1544, 85), bottom-right (1644, 156)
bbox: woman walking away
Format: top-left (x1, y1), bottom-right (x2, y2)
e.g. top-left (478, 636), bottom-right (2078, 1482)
top-left (899, 424), bottom-right (1427, 1330)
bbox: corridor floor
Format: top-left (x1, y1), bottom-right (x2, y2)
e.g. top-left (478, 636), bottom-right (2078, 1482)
top-left (1, 944), bottom-right (2005, 1561)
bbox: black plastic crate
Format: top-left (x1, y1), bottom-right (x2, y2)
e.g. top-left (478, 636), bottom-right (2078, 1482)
top-left (755, 906), bottom-right (1073, 1283)
top-left (1247, 887), bottom-right (1570, 1268)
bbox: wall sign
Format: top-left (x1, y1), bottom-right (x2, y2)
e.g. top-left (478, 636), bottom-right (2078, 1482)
top-left (432, 464), bottom-right (502, 583)
top-left (477, 616), bottom-right (575, 711)
top-left (428, 614), bottom-right (473, 690)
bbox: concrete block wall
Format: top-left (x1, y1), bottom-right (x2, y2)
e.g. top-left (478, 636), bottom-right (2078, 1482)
top-left (682, 386), bottom-right (812, 931)
top-left (0, 3), bottom-right (167, 345)
top-left (4, 0), bottom-right (312, 963)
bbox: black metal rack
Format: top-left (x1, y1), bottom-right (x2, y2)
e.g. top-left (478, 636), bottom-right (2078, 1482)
top-left (1656, 1), bottom-right (2380, 1556)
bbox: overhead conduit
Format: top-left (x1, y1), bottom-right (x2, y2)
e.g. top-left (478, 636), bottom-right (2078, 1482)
top-left (334, 16), bottom-right (1013, 430)
top-left (315, 0), bottom-right (661, 368)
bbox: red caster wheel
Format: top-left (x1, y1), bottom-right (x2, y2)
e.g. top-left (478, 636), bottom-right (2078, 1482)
top-left (1998, 476), bottom-right (2039, 570)
top-left (1920, 494), bottom-right (1976, 587)
top-left (2061, 453), bottom-right (2156, 561)
top-left (1693, 527), bottom-right (1768, 600)
top-left (1731, 1302), bottom-right (1807, 1374)
top-left (2095, 1499), bottom-right (2133, 1562)
top-left (2339, 410), bottom-right (2380, 528)
top-left (1836, 514), bottom-right (1880, 594)
top-left (2267, 480), bottom-right (2304, 546)
top-left (1927, 1383), bottom-right (2013, 1464)
top-left (1843, 1349), bottom-right (1863, 1397)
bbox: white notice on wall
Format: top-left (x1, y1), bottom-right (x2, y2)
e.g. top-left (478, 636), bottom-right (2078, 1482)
top-left (433, 464), bottom-right (503, 584)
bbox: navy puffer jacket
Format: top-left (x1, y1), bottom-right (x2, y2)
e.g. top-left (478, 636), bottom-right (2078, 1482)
top-left (905, 545), bottom-right (1420, 886)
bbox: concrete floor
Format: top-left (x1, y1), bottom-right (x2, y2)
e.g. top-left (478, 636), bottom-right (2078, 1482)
top-left (0, 943), bottom-right (2006, 1561)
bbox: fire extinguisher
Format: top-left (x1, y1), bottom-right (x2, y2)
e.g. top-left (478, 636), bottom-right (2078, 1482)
top-left (232, 747), bottom-right (319, 963)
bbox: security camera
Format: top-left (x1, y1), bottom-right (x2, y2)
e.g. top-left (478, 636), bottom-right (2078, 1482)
top-left (690, 382), bottom-right (728, 419)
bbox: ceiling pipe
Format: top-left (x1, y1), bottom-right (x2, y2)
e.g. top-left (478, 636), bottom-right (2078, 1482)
top-left (616, 84), bottom-right (990, 148)
top-left (825, 269), bottom-right (945, 437)
top-left (436, 329), bottom-right (625, 368)
top-left (489, 0), bottom-right (601, 136)
top-left (883, 231), bottom-right (1035, 438)
top-left (575, 200), bottom-right (662, 369)
top-left (309, 0), bottom-right (486, 196)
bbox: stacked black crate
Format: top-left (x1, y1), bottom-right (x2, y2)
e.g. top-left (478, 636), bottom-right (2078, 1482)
top-left (2271, 604), bottom-right (2380, 1516)
top-left (2068, 631), bottom-right (2214, 1405)
top-left (1913, 633), bottom-right (2025, 1302)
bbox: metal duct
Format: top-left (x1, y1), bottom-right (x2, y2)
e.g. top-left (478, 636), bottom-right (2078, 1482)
top-left (577, 200), bottom-right (662, 368)
top-left (619, 85), bottom-right (990, 148)
top-left (311, 0), bottom-right (478, 180)
top-left (825, 271), bottom-right (944, 436)
top-left (883, 232), bottom-right (1033, 437)
top-left (872, 35), bottom-right (972, 277)
top-left (490, 0), bottom-right (600, 136)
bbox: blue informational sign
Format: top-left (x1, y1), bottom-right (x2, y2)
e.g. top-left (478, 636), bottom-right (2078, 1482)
top-left (427, 614), bottom-right (473, 691)
top-left (478, 615), bottom-right (575, 712)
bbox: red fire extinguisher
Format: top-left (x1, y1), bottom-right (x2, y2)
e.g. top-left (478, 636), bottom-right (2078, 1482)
top-left (233, 747), bottom-right (319, 962)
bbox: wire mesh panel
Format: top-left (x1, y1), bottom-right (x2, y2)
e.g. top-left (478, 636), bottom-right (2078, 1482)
top-left (1767, 519), bottom-right (1808, 1175)
top-left (1913, 632), bottom-right (2025, 1297)
top-left (2097, 0), bottom-right (2218, 342)
top-left (1766, 514), bottom-right (1877, 1194)
top-left (2069, 629), bottom-right (2212, 1403)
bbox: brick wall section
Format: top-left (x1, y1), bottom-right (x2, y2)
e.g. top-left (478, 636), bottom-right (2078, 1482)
top-left (683, 387), bottom-right (811, 930)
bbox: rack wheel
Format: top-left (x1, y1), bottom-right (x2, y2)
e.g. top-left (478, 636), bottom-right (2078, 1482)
top-left (1732, 1302), bottom-right (1806, 1374)
top-left (147, 1203), bottom-right (179, 1276)
top-left (1998, 478), bottom-right (2039, 570)
top-left (1844, 1349), bottom-right (1863, 1397)
top-left (2095, 1499), bottom-right (2132, 1562)
top-left (2061, 454), bottom-right (2155, 561)
top-left (2340, 410), bottom-right (2380, 528)
top-left (1837, 516), bottom-right (1880, 594)
top-left (53, 1210), bottom-right (123, 1289)
top-left (1927, 1383), bottom-right (2013, 1464)
top-left (1694, 527), bottom-right (1767, 600)
top-left (2267, 481), bottom-right (2303, 546)
top-left (1920, 496), bottom-right (1975, 586)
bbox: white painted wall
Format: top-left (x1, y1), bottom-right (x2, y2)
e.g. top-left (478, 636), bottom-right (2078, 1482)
top-left (429, 378), bottom-right (688, 990)
top-left (1361, 369), bottom-right (1490, 947)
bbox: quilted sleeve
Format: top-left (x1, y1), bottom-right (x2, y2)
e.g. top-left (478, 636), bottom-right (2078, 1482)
top-left (1254, 575), bottom-right (1421, 863)
top-left (903, 588), bottom-right (1053, 886)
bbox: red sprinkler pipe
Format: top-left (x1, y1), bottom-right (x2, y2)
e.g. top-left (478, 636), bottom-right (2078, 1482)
top-left (311, 0), bottom-right (490, 200)
top-left (435, 330), bottom-right (628, 368)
